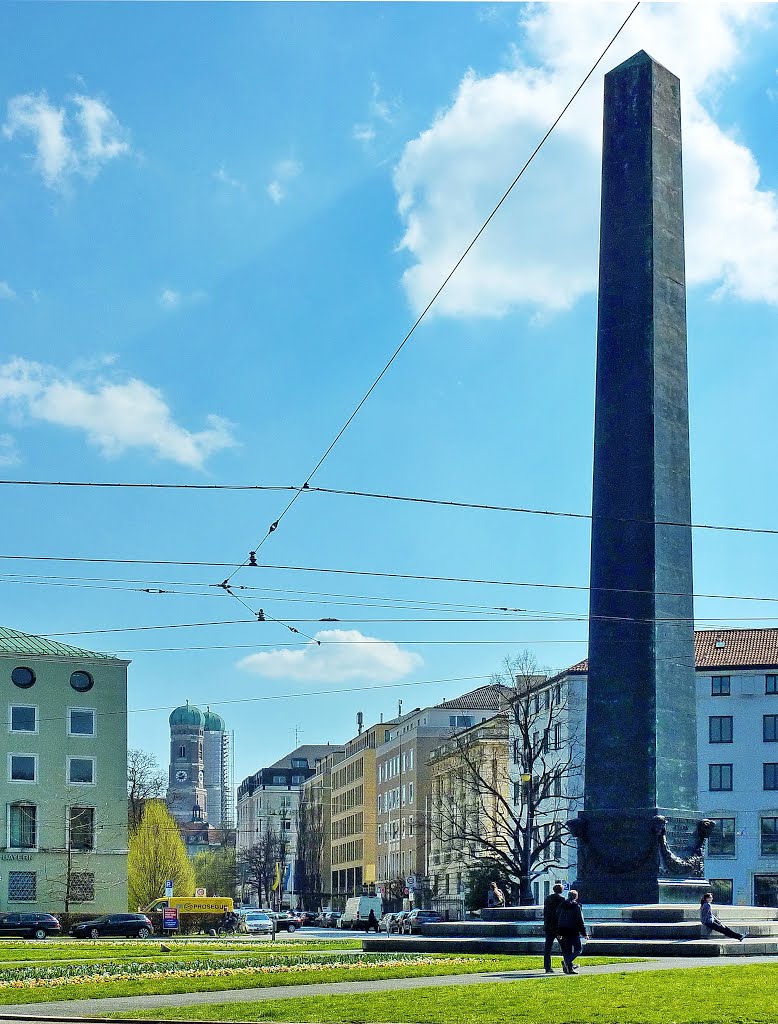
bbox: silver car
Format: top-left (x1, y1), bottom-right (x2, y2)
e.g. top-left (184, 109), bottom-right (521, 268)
top-left (242, 911), bottom-right (274, 935)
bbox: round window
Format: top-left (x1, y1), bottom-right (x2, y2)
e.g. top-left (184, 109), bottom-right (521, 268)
top-left (70, 670), bottom-right (94, 693)
top-left (11, 666), bottom-right (36, 689)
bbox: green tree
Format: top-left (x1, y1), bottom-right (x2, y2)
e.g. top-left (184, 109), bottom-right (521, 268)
top-left (192, 846), bottom-right (237, 900)
top-left (128, 799), bottom-right (195, 910)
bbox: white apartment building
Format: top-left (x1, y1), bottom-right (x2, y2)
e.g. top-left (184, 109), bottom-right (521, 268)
top-left (513, 628), bottom-right (778, 907)
top-left (236, 744), bottom-right (343, 906)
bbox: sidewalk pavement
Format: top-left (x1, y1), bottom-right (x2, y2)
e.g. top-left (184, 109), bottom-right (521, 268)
top-left (1, 954), bottom-right (776, 1019)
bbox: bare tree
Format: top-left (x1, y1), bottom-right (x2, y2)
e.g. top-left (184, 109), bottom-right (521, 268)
top-left (127, 749), bottom-right (166, 832)
top-left (239, 829), bottom-right (282, 907)
top-left (295, 787), bottom-right (325, 910)
top-left (430, 652), bottom-right (582, 905)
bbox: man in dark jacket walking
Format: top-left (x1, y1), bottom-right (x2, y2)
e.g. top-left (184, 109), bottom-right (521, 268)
top-left (542, 883), bottom-right (567, 973)
top-left (556, 889), bottom-right (588, 974)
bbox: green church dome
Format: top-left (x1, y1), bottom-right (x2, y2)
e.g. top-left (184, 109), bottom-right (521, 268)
top-left (169, 703), bottom-right (205, 729)
top-left (204, 710), bottom-right (226, 731)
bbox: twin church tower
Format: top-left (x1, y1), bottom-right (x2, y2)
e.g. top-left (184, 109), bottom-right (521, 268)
top-left (166, 702), bottom-right (232, 829)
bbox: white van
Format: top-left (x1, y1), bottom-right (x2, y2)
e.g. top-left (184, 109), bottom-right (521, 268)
top-left (339, 894), bottom-right (383, 929)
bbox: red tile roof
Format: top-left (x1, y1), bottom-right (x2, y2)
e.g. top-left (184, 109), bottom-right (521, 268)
top-left (556, 628), bottom-right (778, 678)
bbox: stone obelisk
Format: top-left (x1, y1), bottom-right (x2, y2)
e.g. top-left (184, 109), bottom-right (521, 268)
top-left (569, 51), bottom-right (712, 904)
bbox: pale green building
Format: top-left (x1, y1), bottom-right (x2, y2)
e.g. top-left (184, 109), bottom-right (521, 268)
top-left (0, 627), bottom-right (128, 913)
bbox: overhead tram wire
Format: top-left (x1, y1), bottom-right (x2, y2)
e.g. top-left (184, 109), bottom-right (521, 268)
top-left (1, 552), bottom-right (778, 606)
top-left (1, 479), bottom-right (777, 538)
top-left (217, 2), bottom-right (641, 594)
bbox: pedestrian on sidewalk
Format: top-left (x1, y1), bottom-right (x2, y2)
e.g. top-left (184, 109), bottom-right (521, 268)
top-left (556, 889), bottom-right (588, 974)
top-left (700, 893), bottom-right (744, 941)
top-left (365, 909), bottom-right (379, 933)
top-left (542, 882), bottom-right (567, 973)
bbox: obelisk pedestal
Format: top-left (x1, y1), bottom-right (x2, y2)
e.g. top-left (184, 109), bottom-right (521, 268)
top-left (569, 51), bottom-right (712, 904)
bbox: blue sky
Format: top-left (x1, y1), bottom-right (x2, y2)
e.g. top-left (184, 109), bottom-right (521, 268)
top-left (1, 2), bottom-right (777, 788)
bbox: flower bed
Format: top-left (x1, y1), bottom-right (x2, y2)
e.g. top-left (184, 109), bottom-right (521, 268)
top-left (0, 953), bottom-right (472, 991)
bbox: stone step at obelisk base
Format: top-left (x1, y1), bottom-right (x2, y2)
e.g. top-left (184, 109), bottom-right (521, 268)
top-left (362, 905), bottom-right (778, 958)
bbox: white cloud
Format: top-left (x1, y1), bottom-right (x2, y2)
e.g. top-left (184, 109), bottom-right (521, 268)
top-left (267, 157), bottom-right (302, 205)
top-left (394, 3), bottom-right (778, 317)
top-left (2, 90), bottom-right (129, 189)
top-left (0, 434), bottom-right (19, 466)
top-left (0, 281), bottom-right (16, 301)
top-left (213, 164), bottom-right (245, 190)
top-left (0, 357), bottom-right (235, 468)
top-left (237, 629), bottom-right (423, 683)
top-left (353, 75), bottom-right (398, 148)
top-left (158, 287), bottom-right (207, 310)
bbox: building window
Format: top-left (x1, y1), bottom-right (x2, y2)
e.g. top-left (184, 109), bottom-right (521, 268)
top-left (513, 781), bottom-right (521, 804)
top-left (291, 758), bottom-right (308, 769)
top-left (760, 817), bottom-right (778, 857)
top-left (708, 817), bottom-right (736, 857)
top-left (766, 675), bottom-right (778, 695)
top-left (709, 716), bottom-right (733, 743)
top-left (68, 757), bottom-right (95, 785)
top-left (11, 667), bottom-right (35, 690)
top-left (553, 774), bottom-right (562, 798)
top-left (512, 738), bottom-right (520, 764)
top-left (764, 715), bottom-right (778, 742)
top-left (709, 879), bottom-right (733, 905)
top-left (409, 749), bottom-right (413, 770)
top-left (10, 706), bottom-right (37, 733)
top-left (68, 872), bottom-right (95, 902)
top-left (449, 716), bottom-right (473, 728)
top-left (711, 676), bottom-right (731, 696)
top-left (283, 819), bottom-right (291, 831)
top-left (9, 804), bottom-right (36, 849)
top-left (68, 709), bottom-right (95, 737)
top-left (291, 774), bottom-right (305, 785)
top-left (764, 764), bottom-right (778, 791)
top-left (69, 671), bottom-right (94, 693)
top-left (69, 807), bottom-right (95, 850)
top-left (709, 764), bottom-right (732, 791)
top-left (271, 775), bottom-right (286, 785)
top-left (9, 754), bottom-right (36, 783)
top-left (408, 782), bottom-right (413, 803)
top-left (8, 871), bottom-right (36, 901)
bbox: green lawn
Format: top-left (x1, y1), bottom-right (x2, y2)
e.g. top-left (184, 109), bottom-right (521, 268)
top-left (113, 963), bottom-right (778, 1024)
top-left (0, 953), bottom-right (629, 1005)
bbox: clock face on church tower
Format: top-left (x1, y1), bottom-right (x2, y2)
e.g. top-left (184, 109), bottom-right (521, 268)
top-left (175, 770), bottom-right (188, 782)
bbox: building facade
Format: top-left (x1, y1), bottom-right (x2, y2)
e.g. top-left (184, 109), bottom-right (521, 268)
top-left (1, 626), bottom-right (128, 913)
top-left (298, 748), bottom-right (343, 909)
top-left (520, 629), bottom-right (778, 907)
top-left (237, 744), bottom-right (343, 907)
top-left (427, 714), bottom-right (509, 903)
top-left (375, 685), bottom-right (511, 901)
top-left (330, 717), bottom-right (395, 907)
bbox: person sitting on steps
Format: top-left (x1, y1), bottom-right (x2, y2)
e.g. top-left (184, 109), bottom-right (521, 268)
top-left (700, 893), bottom-right (745, 942)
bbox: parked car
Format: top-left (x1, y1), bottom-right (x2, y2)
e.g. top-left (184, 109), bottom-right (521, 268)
top-left (71, 913), bottom-right (154, 939)
top-left (321, 911), bottom-right (342, 928)
top-left (242, 911), bottom-right (275, 935)
top-left (268, 911), bottom-right (303, 933)
top-left (378, 913), bottom-right (396, 933)
top-left (0, 913), bottom-right (60, 940)
top-left (391, 911), bottom-right (411, 933)
top-left (402, 910), bottom-right (443, 934)
top-left (299, 910), bottom-right (318, 926)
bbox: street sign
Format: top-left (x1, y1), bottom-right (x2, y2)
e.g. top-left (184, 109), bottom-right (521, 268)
top-left (164, 880), bottom-right (174, 898)
top-left (194, 888), bottom-right (206, 897)
top-left (162, 907), bottom-right (179, 930)
top-left (406, 875), bottom-right (416, 888)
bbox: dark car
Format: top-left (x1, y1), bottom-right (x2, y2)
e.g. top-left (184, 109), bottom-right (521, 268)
top-left (71, 913), bottom-right (154, 939)
top-left (272, 912), bottom-right (303, 933)
top-left (299, 910), bottom-right (318, 926)
top-left (0, 913), bottom-right (61, 939)
top-left (402, 909), bottom-right (443, 934)
top-left (321, 910), bottom-right (341, 928)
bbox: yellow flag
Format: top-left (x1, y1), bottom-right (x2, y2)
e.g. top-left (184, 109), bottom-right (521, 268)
top-left (271, 861), bottom-right (281, 892)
